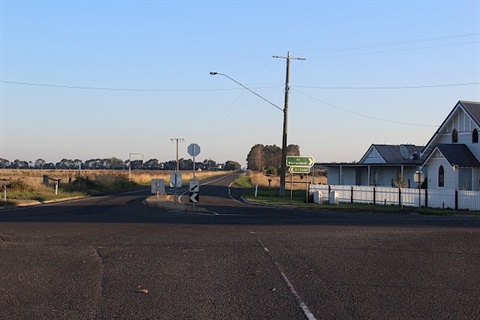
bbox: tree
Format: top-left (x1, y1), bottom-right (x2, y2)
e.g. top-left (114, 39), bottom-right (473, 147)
top-left (224, 160), bottom-right (241, 171)
top-left (246, 144), bottom-right (264, 171)
top-left (264, 145), bottom-right (282, 171)
top-left (144, 159), bottom-right (159, 169)
top-left (107, 157), bottom-right (124, 169)
top-left (286, 144), bottom-right (300, 157)
top-left (202, 159), bottom-right (218, 171)
top-left (0, 158), bottom-right (10, 168)
top-left (34, 159), bottom-right (46, 169)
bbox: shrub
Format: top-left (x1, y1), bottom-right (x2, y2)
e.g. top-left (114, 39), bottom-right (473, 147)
top-left (8, 179), bottom-right (33, 192)
top-left (266, 166), bottom-right (277, 175)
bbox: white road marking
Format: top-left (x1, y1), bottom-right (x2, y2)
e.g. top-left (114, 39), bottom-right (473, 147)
top-left (257, 240), bottom-right (317, 320)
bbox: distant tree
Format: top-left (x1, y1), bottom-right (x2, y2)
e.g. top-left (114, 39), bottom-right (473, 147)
top-left (73, 159), bottom-right (84, 169)
top-left (44, 162), bottom-right (55, 169)
top-left (85, 159), bottom-right (102, 169)
top-left (56, 158), bottom-right (74, 169)
top-left (286, 144), bottom-right (300, 157)
top-left (34, 159), bottom-right (46, 169)
top-left (0, 158), bottom-right (11, 168)
top-left (264, 145), bottom-right (282, 171)
top-left (130, 159), bottom-right (143, 170)
top-left (162, 160), bottom-right (177, 171)
top-left (144, 159), bottom-right (160, 169)
top-left (178, 158), bottom-right (194, 171)
top-left (106, 157), bottom-right (124, 169)
top-left (247, 143), bottom-right (301, 173)
top-left (13, 159), bottom-right (21, 169)
top-left (246, 144), bottom-right (264, 171)
top-left (202, 159), bottom-right (217, 171)
top-left (224, 160), bottom-right (241, 171)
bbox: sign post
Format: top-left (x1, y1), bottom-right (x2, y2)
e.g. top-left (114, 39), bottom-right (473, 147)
top-left (286, 156), bottom-right (314, 204)
top-left (414, 171), bottom-right (424, 208)
top-left (187, 143), bottom-right (201, 178)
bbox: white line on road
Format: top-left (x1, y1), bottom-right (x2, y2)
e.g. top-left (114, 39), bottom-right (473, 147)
top-left (257, 240), bottom-right (317, 320)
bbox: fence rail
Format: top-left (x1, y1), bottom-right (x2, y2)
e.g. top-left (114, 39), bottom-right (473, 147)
top-left (310, 184), bottom-right (480, 211)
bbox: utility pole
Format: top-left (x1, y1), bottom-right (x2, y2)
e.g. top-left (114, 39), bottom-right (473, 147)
top-left (171, 138), bottom-right (184, 172)
top-left (273, 52), bottom-right (305, 196)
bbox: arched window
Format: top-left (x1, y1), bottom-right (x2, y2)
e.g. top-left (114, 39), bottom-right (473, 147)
top-left (473, 129), bottom-right (478, 143)
top-left (438, 165), bottom-right (445, 188)
top-left (452, 129), bottom-right (458, 143)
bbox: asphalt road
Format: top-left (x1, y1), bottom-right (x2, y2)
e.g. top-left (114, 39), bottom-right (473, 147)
top-left (1, 173), bottom-right (480, 319)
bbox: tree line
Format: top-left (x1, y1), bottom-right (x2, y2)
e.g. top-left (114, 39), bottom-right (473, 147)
top-left (246, 144), bottom-right (300, 173)
top-left (0, 157), bottom-right (242, 171)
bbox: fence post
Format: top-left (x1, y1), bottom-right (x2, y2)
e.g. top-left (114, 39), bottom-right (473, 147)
top-left (351, 186), bottom-right (353, 204)
top-left (398, 188), bottom-right (401, 206)
top-left (328, 185), bottom-right (331, 195)
top-left (425, 189), bottom-right (428, 208)
top-left (455, 190), bottom-right (458, 210)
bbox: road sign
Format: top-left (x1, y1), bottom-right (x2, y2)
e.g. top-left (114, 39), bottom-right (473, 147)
top-left (187, 143), bottom-right (201, 157)
top-left (189, 192), bottom-right (199, 203)
top-left (170, 173), bottom-right (182, 188)
top-left (286, 156), bottom-right (314, 167)
top-left (189, 179), bottom-right (199, 192)
top-left (189, 179), bottom-right (199, 203)
top-left (151, 179), bottom-right (165, 194)
top-left (289, 166), bottom-right (310, 173)
top-left (414, 171), bottom-right (424, 184)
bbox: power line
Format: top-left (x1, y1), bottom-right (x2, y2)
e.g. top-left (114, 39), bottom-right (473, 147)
top-left (291, 88), bottom-right (438, 128)
top-left (293, 82), bottom-right (480, 90)
top-left (1, 79), bottom-right (477, 92)
top-left (0, 80), bottom-right (281, 92)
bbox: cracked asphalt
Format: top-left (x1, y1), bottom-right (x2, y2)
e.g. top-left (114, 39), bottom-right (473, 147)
top-left (1, 173), bottom-right (480, 319)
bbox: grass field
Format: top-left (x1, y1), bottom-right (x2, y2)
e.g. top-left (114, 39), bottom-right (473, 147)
top-left (0, 169), bottom-right (228, 206)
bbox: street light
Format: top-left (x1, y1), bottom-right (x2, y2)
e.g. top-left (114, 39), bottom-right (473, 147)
top-left (210, 71), bottom-right (288, 196)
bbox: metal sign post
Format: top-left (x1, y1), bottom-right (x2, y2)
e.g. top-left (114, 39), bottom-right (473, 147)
top-left (287, 156), bottom-right (314, 204)
top-left (188, 143), bottom-right (201, 179)
top-left (414, 171), bottom-right (424, 208)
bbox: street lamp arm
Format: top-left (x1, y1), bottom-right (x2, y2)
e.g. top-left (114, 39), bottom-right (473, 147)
top-left (210, 72), bottom-right (283, 113)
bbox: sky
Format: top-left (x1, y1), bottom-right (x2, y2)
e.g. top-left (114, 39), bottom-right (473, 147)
top-left (1, 0), bottom-right (479, 166)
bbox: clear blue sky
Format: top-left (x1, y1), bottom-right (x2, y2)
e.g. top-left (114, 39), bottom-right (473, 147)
top-left (1, 0), bottom-right (479, 166)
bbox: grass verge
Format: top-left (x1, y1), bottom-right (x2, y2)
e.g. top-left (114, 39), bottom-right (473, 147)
top-left (241, 186), bottom-right (480, 216)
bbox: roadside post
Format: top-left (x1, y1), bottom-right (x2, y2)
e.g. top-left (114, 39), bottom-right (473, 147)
top-left (414, 171), bottom-right (424, 208)
top-left (170, 172), bottom-right (182, 204)
top-left (3, 185), bottom-right (6, 202)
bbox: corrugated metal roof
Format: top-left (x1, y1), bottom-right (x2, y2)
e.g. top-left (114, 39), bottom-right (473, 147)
top-left (368, 144), bottom-right (424, 164)
top-left (436, 144), bottom-right (480, 167)
top-left (461, 100), bottom-right (480, 124)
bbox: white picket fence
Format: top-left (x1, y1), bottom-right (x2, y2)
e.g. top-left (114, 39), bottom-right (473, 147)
top-left (309, 184), bottom-right (480, 211)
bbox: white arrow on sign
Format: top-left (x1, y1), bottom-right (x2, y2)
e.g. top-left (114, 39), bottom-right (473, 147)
top-left (189, 192), bottom-right (199, 203)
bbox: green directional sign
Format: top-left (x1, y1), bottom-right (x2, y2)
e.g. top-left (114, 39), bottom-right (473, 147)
top-left (289, 166), bottom-right (311, 173)
top-left (286, 156), bottom-right (314, 167)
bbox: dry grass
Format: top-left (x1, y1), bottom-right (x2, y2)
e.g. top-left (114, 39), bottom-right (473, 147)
top-left (248, 171), bottom-right (327, 190)
top-left (0, 169), bottom-right (229, 189)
